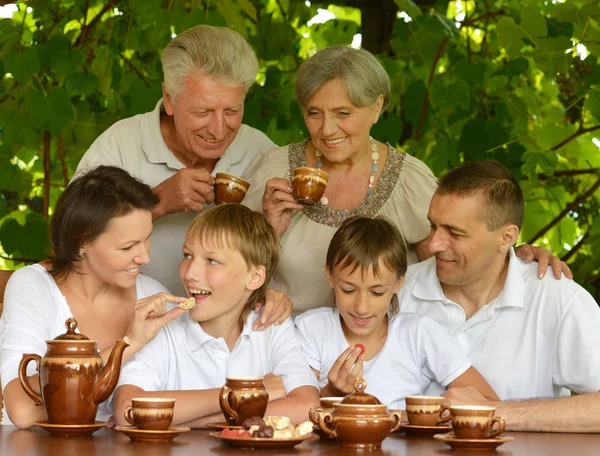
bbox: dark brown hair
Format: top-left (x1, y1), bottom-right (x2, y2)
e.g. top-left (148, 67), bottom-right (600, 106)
top-left (436, 160), bottom-right (524, 230)
top-left (326, 216), bottom-right (407, 314)
top-left (49, 166), bottom-right (159, 281)
top-left (185, 204), bottom-right (279, 323)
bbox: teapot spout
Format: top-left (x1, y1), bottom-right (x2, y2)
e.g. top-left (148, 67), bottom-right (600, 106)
top-left (94, 336), bottom-right (131, 404)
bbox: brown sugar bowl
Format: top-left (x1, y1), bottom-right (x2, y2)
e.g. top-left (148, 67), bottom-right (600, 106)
top-left (314, 378), bottom-right (402, 450)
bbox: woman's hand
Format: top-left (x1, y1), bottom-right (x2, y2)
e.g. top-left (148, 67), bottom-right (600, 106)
top-left (126, 293), bottom-right (186, 350)
top-left (324, 346), bottom-right (364, 396)
top-left (514, 244), bottom-right (573, 280)
top-left (252, 288), bottom-right (293, 331)
top-left (262, 178), bottom-right (304, 236)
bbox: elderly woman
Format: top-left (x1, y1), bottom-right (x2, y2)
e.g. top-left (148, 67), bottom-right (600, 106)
top-left (243, 45), bottom-right (569, 313)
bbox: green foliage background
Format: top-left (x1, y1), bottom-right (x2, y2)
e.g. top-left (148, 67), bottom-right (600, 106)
top-left (0, 0), bottom-right (599, 297)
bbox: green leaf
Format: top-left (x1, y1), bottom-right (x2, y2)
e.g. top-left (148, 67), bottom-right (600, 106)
top-left (0, 213), bottom-right (48, 260)
top-left (521, 7), bottom-right (548, 39)
top-left (494, 57), bottom-right (529, 76)
top-left (47, 87), bottom-right (74, 135)
top-left (553, 4), bottom-right (577, 23)
top-left (3, 47), bottom-right (40, 84)
top-left (394, 0), bottom-right (422, 18)
top-left (585, 88), bottom-right (600, 121)
top-left (238, 0), bottom-right (257, 22)
top-left (430, 78), bottom-right (470, 111)
top-left (496, 17), bottom-right (527, 58)
top-left (522, 151), bottom-right (558, 179)
top-left (218, 0), bottom-right (248, 38)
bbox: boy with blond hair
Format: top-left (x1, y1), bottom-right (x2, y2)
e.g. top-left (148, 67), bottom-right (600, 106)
top-left (113, 204), bottom-right (319, 427)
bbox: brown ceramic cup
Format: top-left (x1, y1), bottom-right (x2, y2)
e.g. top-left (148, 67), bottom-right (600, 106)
top-left (219, 377), bottom-right (269, 426)
top-left (450, 405), bottom-right (505, 439)
top-left (214, 173), bottom-right (250, 205)
top-left (292, 167), bottom-right (328, 205)
top-left (405, 396), bottom-right (451, 426)
top-left (124, 398), bottom-right (175, 430)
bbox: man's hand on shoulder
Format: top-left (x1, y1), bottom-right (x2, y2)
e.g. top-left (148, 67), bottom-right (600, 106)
top-left (152, 168), bottom-right (215, 220)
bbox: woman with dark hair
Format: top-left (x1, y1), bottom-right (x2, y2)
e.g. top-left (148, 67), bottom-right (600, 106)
top-left (0, 166), bottom-right (187, 428)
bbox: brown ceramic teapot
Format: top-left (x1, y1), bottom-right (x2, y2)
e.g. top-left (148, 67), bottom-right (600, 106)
top-left (18, 318), bottom-right (130, 425)
top-left (314, 378), bottom-right (402, 449)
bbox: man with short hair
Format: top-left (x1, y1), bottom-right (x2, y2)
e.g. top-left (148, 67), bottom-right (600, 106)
top-left (399, 160), bottom-right (600, 432)
top-left (76, 25), bottom-right (275, 300)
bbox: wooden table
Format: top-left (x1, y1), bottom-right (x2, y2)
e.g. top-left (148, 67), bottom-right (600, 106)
top-left (2, 425), bottom-right (599, 455)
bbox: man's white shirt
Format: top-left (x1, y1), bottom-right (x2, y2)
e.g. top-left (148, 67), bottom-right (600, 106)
top-left (398, 248), bottom-right (600, 400)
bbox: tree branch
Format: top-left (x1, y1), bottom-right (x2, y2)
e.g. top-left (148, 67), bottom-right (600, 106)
top-left (528, 178), bottom-right (600, 244)
top-left (120, 53), bottom-right (151, 88)
top-left (551, 125), bottom-right (600, 152)
top-left (535, 169), bottom-right (599, 180)
top-left (561, 232), bottom-right (589, 262)
top-left (461, 10), bottom-right (506, 27)
top-left (42, 131), bottom-right (51, 220)
top-left (415, 37), bottom-right (448, 141)
top-left (75, 0), bottom-right (120, 47)
top-left (58, 134), bottom-right (69, 186)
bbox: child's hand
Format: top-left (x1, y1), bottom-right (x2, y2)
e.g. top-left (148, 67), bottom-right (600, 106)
top-left (126, 293), bottom-right (186, 349)
top-left (263, 373), bottom-right (287, 401)
top-left (326, 346), bottom-right (364, 395)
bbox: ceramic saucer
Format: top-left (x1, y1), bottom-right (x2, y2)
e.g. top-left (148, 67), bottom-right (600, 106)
top-left (113, 426), bottom-right (191, 443)
top-left (434, 431), bottom-right (513, 451)
top-left (34, 421), bottom-right (107, 437)
top-left (205, 421), bottom-right (242, 431)
top-left (398, 421), bottom-right (452, 437)
top-left (210, 431), bottom-right (316, 449)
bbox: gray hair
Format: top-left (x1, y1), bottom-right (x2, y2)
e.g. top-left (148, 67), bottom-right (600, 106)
top-left (295, 45), bottom-right (391, 111)
top-left (161, 25), bottom-right (259, 100)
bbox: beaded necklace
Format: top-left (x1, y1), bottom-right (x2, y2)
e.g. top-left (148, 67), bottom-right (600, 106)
top-left (314, 137), bottom-right (379, 198)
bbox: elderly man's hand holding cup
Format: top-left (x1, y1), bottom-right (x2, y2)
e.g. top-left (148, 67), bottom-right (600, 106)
top-left (152, 168), bottom-right (215, 219)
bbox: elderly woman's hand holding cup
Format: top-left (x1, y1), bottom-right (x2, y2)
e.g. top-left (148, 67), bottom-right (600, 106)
top-left (262, 177), bottom-right (305, 236)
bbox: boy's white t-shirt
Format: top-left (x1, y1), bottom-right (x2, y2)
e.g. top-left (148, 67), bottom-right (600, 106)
top-left (113, 310), bottom-right (318, 408)
top-left (0, 264), bottom-right (170, 424)
top-left (295, 307), bottom-right (471, 410)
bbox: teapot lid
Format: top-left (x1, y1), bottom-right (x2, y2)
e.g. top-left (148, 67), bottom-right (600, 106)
top-left (340, 378), bottom-right (382, 405)
top-left (53, 318), bottom-right (90, 341)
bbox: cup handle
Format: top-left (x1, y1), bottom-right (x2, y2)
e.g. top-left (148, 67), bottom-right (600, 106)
top-left (309, 406), bottom-right (323, 425)
top-left (124, 406), bottom-right (136, 426)
top-left (18, 354), bottom-right (43, 406)
top-left (219, 386), bottom-right (238, 423)
top-left (317, 411), bottom-right (337, 439)
top-left (488, 416), bottom-right (505, 438)
top-left (389, 409), bottom-right (403, 433)
top-left (437, 405), bottom-right (452, 424)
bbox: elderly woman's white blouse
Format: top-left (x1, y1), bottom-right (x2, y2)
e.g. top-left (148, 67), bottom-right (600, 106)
top-left (243, 140), bottom-right (437, 314)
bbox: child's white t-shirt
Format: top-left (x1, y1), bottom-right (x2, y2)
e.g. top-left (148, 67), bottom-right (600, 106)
top-left (113, 310), bottom-right (318, 409)
top-left (295, 307), bottom-right (471, 409)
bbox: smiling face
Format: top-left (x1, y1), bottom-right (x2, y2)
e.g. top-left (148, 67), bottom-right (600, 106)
top-left (163, 72), bottom-right (245, 166)
top-left (81, 209), bottom-right (153, 289)
top-left (327, 259), bottom-right (404, 339)
top-left (303, 78), bottom-right (383, 165)
top-left (179, 234), bottom-right (265, 325)
top-left (427, 192), bottom-right (517, 287)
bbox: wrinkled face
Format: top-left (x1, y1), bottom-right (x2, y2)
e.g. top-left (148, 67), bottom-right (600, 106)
top-left (327, 259), bottom-right (403, 338)
top-left (82, 209), bottom-right (153, 289)
top-left (427, 193), bottom-right (509, 286)
top-left (179, 235), bottom-right (264, 324)
top-left (303, 78), bottom-right (382, 165)
top-left (163, 73), bottom-right (245, 162)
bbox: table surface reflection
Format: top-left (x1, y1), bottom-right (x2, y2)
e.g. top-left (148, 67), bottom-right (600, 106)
top-left (2, 425), bottom-right (600, 455)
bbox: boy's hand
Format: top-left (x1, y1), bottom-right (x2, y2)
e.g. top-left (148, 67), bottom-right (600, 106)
top-left (126, 293), bottom-right (186, 349)
top-left (252, 289), bottom-right (293, 331)
top-left (263, 373), bottom-right (286, 401)
top-left (326, 346), bottom-right (364, 396)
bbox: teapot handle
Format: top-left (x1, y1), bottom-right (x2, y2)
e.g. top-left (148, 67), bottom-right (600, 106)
top-left (309, 406), bottom-right (323, 425)
top-left (18, 354), bottom-right (43, 406)
top-left (317, 411), bottom-right (337, 439)
top-left (389, 409), bottom-right (403, 433)
top-left (219, 385), bottom-right (238, 423)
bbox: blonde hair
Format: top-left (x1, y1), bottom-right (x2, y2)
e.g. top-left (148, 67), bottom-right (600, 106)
top-left (161, 25), bottom-right (259, 100)
top-left (295, 45), bottom-right (391, 111)
top-left (185, 204), bottom-right (279, 323)
top-left (326, 216), bottom-right (407, 314)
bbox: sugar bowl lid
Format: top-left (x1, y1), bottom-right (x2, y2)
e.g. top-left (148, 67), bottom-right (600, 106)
top-left (52, 318), bottom-right (90, 341)
top-left (340, 378), bottom-right (382, 405)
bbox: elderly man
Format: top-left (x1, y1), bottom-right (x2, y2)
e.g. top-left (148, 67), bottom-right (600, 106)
top-left (75, 26), bottom-right (284, 325)
top-left (398, 160), bottom-right (600, 432)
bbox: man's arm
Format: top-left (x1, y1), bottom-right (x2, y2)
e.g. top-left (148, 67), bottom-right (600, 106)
top-left (113, 384), bottom-right (223, 427)
top-left (444, 386), bottom-right (600, 433)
